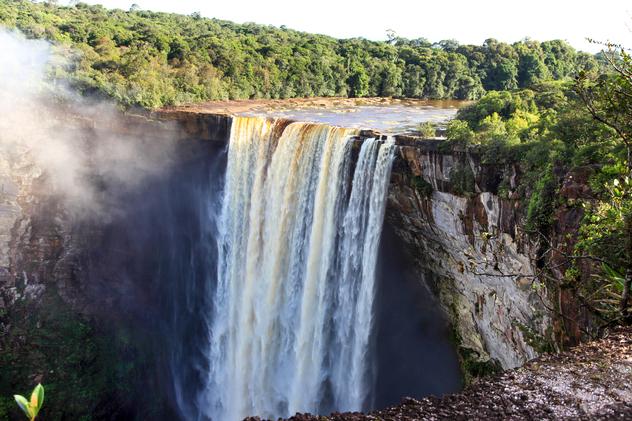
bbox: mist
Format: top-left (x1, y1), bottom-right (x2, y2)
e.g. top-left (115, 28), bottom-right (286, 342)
top-left (0, 28), bottom-right (228, 419)
top-left (0, 29), bottom-right (176, 219)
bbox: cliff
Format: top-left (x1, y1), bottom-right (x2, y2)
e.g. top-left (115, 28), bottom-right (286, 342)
top-left (0, 109), bottom-right (579, 418)
top-left (0, 111), bottom-right (231, 418)
top-left (386, 142), bottom-right (550, 379)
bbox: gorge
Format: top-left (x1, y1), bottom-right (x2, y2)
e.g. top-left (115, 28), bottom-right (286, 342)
top-left (1, 102), bottom-right (551, 419)
top-left (3, 15), bottom-right (629, 419)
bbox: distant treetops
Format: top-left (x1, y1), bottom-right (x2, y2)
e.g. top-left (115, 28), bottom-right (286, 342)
top-left (0, 0), bottom-right (602, 108)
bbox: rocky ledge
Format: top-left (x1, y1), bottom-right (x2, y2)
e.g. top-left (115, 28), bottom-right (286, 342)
top-left (259, 327), bottom-right (632, 420)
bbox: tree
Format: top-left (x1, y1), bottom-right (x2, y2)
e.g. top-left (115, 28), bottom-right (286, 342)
top-left (0, 0), bottom-right (591, 108)
top-left (515, 41), bottom-right (550, 87)
top-left (379, 61), bottom-right (403, 97)
top-left (576, 42), bottom-right (632, 319)
top-left (542, 40), bottom-right (578, 79)
top-left (347, 61), bottom-right (370, 98)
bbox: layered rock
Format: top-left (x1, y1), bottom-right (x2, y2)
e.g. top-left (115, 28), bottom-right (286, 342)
top-left (0, 111), bottom-right (232, 419)
top-left (0, 140), bottom-right (50, 312)
top-left (386, 142), bottom-right (551, 376)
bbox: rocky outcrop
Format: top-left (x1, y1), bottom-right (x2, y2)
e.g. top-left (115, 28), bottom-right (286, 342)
top-left (0, 138), bottom-right (49, 312)
top-left (386, 142), bottom-right (551, 377)
top-left (275, 327), bottom-right (632, 421)
top-left (151, 110), bottom-right (232, 143)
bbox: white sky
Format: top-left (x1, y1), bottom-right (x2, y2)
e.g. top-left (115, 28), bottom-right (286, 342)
top-left (73, 0), bottom-right (631, 53)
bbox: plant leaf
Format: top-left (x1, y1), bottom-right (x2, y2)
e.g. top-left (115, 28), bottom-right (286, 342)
top-left (602, 263), bottom-right (625, 291)
top-left (14, 395), bottom-right (34, 419)
top-left (30, 384), bottom-right (44, 414)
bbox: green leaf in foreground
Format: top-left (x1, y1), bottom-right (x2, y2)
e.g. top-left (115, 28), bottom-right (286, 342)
top-left (13, 384), bottom-right (45, 421)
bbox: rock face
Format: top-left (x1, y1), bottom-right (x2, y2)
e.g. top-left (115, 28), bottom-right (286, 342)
top-left (0, 137), bottom-right (52, 311)
top-left (0, 111), bottom-right (232, 419)
top-left (1, 110), bottom-right (559, 417)
top-left (0, 111), bottom-right (233, 313)
top-left (386, 142), bottom-right (551, 375)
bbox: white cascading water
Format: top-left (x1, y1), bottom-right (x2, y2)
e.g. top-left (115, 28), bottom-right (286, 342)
top-left (204, 116), bottom-right (396, 420)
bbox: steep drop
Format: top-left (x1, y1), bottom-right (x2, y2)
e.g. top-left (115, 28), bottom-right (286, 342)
top-left (203, 117), bottom-right (396, 420)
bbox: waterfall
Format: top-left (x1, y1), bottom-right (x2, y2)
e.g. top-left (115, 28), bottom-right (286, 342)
top-left (204, 116), bottom-right (396, 420)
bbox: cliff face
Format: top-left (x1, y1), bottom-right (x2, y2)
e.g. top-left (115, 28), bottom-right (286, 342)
top-left (0, 124), bottom-right (87, 418)
top-left (386, 142), bottom-right (551, 376)
top-left (0, 112), bottom-right (231, 316)
top-left (0, 112), bottom-right (231, 419)
top-left (0, 111), bottom-right (563, 416)
top-left (0, 139), bottom-right (49, 309)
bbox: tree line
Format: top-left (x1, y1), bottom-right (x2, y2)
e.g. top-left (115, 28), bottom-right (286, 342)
top-left (0, 0), bottom-right (601, 108)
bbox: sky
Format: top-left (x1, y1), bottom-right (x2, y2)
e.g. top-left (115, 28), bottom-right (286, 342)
top-left (73, 0), bottom-right (631, 53)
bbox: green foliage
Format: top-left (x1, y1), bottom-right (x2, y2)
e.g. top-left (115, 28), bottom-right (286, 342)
top-left (514, 321), bottom-right (555, 354)
top-left (446, 80), bottom-right (623, 198)
top-left (602, 264), bottom-right (626, 293)
top-left (446, 119), bottom-right (475, 144)
top-left (14, 384), bottom-right (44, 421)
top-left (347, 61), bottom-right (370, 97)
top-left (516, 42), bottom-right (550, 87)
top-left (0, 287), bottom-right (154, 420)
top-left (573, 43), bottom-right (632, 321)
top-left (456, 90), bottom-right (538, 129)
top-left (411, 175), bottom-right (433, 198)
top-left (577, 176), bottom-right (631, 271)
top-left (418, 121), bottom-right (436, 138)
top-left (459, 347), bottom-right (502, 380)
top-left (450, 163), bottom-right (477, 196)
top-left (525, 169), bottom-right (557, 234)
top-left (0, 0), bottom-right (590, 108)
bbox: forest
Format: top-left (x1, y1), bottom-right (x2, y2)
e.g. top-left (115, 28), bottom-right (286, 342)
top-left (0, 0), bottom-right (601, 108)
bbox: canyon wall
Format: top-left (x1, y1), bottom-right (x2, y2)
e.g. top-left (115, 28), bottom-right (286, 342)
top-left (386, 141), bottom-right (552, 378)
top-left (0, 112), bottom-right (230, 419)
top-left (0, 111), bottom-right (559, 417)
top-left (0, 112), bottom-right (220, 317)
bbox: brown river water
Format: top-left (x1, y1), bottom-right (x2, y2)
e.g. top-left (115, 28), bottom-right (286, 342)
top-left (164, 97), bottom-right (468, 134)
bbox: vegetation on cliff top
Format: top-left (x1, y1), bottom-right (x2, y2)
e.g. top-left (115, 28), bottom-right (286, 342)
top-left (0, 0), bottom-right (598, 108)
top-left (445, 43), bottom-right (632, 335)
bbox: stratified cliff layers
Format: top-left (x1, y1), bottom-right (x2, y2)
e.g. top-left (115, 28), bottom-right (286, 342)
top-left (387, 144), bottom-right (550, 374)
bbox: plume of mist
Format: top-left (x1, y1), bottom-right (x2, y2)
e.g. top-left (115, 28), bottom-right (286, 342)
top-left (0, 29), bottom-right (176, 220)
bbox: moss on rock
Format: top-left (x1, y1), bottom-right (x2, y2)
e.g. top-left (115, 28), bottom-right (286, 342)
top-left (0, 286), bottom-right (150, 420)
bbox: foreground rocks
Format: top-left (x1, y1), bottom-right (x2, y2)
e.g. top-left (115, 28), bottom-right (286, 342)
top-left (256, 328), bottom-right (632, 420)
